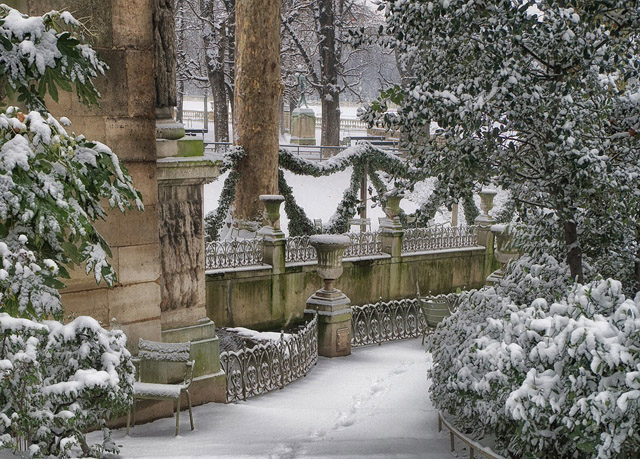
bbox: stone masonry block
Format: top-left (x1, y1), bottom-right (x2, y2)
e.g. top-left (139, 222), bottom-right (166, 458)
top-left (108, 282), bottom-right (162, 325)
top-left (126, 50), bottom-right (155, 118)
top-left (95, 205), bottom-right (159, 247)
top-left (105, 117), bottom-right (156, 161)
top-left (61, 288), bottom-right (110, 325)
top-left (62, 116), bottom-right (107, 144)
top-left (61, 248), bottom-right (118, 294)
top-left (118, 244), bottom-right (161, 286)
top-left (71, 49), bottom-right (128, 118)
top-left (27, 1), bottom-right (113, 47)
top-left (112, 0), bottom-right (153, 49)
top-left (125, 161), bottom-right (158, 206)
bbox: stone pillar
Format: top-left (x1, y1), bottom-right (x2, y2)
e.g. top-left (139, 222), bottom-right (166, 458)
top-left (258, 195), bottom-right (286, 274)
top-left (290, 107), bottom-right (316, 146)
top-left (305, 235), bottom-right (352, 358)
top-left (380, 193), bottom-right (405, 260)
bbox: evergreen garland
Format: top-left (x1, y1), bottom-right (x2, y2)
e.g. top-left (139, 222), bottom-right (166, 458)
top-left (205, 143), bottom-right (480, 240)
top-left (278, 169), bottom-right (316, 236)
top-left (462, 194), bottom-right (479, 226)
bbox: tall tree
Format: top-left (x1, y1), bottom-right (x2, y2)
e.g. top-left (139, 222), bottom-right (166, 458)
top-left (316, 0), bottom-right (340, 146)
top-left (367, 0), bottom-right (640, 283)
top-left (232, 0), bottom-right (282, 223)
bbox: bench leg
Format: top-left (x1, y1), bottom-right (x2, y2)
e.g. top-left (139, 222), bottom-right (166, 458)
top-left (126, 407), bottom-right (131, 437)
top-left (175, 394), bottom-right (181, 436)
top-left (127, 400), bottom-right (136, 436)
top-left (186, 390), bottom-right (194, 431)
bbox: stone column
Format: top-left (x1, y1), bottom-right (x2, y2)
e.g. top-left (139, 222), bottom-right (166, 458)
top-left (258, 195), bottom-right (286, 274)
top-left (305, 235), bottom-right (352, 358)
top-left (380, 193), bottom-right (405, 260)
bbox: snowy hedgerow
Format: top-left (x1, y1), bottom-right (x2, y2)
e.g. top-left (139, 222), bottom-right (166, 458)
top-left (428, 266), bottom-right (640, 458)
top-left (0, 314), bottom-right (134, 458)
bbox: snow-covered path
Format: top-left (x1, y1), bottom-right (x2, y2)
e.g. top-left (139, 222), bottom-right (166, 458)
top-left (103, 339), bottom-right (454, 458)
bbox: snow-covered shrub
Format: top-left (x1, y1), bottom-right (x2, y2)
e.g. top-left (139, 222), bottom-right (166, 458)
top-left (0, 314), bottom-right (133, 458)
top-left (428, 267), bottom-right (640, 458)
top-left (0, 6), bottom-right (139, 457)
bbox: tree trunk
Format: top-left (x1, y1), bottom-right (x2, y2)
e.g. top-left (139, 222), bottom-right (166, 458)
top-left (635, 222), bottom-right (640, 293)
top-left (317, 0), bottom-right (340, 147)
top-left (232, 0), bottom-right (282, 223)
top-left (201, 0), bottom-right (230, 143)
top-left (563, 218), bottom-right (584, 283)
top-left (153, 0), bottom-right (177, 110)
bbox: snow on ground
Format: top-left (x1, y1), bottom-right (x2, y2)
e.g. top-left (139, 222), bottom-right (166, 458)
top-left (90, 339), bottom-right (457, 458)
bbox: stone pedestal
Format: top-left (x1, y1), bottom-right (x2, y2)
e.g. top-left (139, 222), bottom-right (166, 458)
top-left (290, 107), bottom-right (316, 145)
top-left (380, 193), bottom-right (405, 260)
top-left (474, 189), bottom-right (497, 247)
top-left (304, 235), bottom-right (352, 358)
top-left (258, 195), bottom-right (286, 274)
top-left (486, 224), bottom-right (520, 285)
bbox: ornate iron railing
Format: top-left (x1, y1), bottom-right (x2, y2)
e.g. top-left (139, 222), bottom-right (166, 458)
top-left (285, 235), bottom-right (317, 263)
top-left (220, 314), bottom-right (318, 402)
top-left (351, 298), bottom-right (426, 347)
top-left (343, 231), bottom-right (382, 258)
top-left (285, 231), bottom-right (383, 263)
top-left (205, 238), bottom-right (264, 270)
top-left (401, 225), bottom-right (478, 253)
top-left (351, 295), bottom-right (461, 347)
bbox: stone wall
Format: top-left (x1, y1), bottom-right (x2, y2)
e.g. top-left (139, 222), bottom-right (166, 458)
top-left (17, 0), bottom-right (162, 350)
top-left (206, 247), bottom-right (491, 330)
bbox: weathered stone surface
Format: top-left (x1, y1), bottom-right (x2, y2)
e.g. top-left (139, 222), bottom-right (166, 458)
top-left (61, 249), bottom-right (118, 294)
top-left (105, 118), bottom-right (157, 162)
top-left (113, 0), bottom-right (153, 49)
top-left (118, 244), bottom-right (161, 286)
top-left (95, 205), bottom-right (159, 247)
top-left (108, 283), bottom-right (162, 325)
top-left (158, 185), bottom-right (204, 312)
top-left (123, 161), bottom-right (158, 206)
top-left (126, 50), bottom-right (155, 118)
top-left (290, 108), bottom-right (316, 146)
top-left (61, 288), bottom-right (110, 324)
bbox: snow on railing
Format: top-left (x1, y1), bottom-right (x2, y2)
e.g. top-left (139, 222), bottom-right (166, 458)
top-left (205, 238), bottom-right (264, 270)
top-left (401, 225), bottom-right (478, 253)
top-left (285, 235), bottom-right (317, 263)
top-left (220, 314), bottom-right (318, 402)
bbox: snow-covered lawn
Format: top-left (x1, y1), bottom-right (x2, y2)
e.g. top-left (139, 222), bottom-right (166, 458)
top-left (93, 339), bottom-right (456, 458)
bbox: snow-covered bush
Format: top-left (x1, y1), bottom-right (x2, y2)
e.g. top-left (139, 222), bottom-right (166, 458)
top-left (428, 264), bottom-right (640, 458)
top-left (0, 6), bottom-right (139, 456)
top-left (0, 314), bottom-right (133, 458)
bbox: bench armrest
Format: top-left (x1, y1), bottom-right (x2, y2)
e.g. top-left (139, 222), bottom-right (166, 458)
top-left (183, 360), bottom-right (195, 389)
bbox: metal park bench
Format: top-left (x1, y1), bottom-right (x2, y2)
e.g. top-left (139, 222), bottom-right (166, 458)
top-left (126, 339), bottom-right (195, 436)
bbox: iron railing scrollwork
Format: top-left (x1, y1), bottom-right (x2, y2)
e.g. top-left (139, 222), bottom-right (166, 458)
top-left (343, 231), bottom-right (382, 258)
top-left (285, 235), bottom-right (317, 263)
top-left (205, 238), bottom-right (264, 270)
top-left (401, 225), bottom-right (478, 253)
top-left (220, 314), bottom-right (318, 402)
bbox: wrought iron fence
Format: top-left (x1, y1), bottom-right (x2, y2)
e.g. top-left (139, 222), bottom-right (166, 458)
top-left (351, 298), bottom-right (426, 347)
top-left (285, 232), bottom-right (383, 263)
top-left (343, 231), bottom-right (382, 258)
top-left (220, 314), bottom-right (318, 402)
top-left (285, 235), bottom-right (316, 263)
top-left (402, 225), bottom-right (478, 253)
top-left (205, 238), bottom-right (264, 270)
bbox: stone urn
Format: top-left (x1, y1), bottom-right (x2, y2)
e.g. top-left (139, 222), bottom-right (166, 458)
top-left (477, 189), bottom-right (498, 224)
top-left (309, 234), bottom-right (351, 292)
top-left (259, 194), bottom-right (285, 230)
top-left (487, 224), bottom-right (521, 284)
top-left (383, 192), bottom-right (404, 221)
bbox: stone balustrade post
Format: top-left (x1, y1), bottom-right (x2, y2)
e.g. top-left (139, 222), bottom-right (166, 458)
top-left (474, 189), bottom-right (497, 248)
top-left (380, 193), bottom-right (405, 259)
top-left (305, 235), bottom-right (352, 358)
top-left (259, 195), bottom-right (286, 274)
